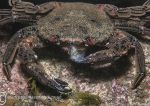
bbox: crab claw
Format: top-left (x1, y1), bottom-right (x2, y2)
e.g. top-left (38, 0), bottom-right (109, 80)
top-left (51, 78), bottom-right (72, 94)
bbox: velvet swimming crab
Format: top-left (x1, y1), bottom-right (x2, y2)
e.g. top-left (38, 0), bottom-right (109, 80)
top-left (1, 0), bottom-right (150, 94)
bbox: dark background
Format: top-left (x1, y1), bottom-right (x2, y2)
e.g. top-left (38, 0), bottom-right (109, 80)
top-left (0, 0), bottom-right (147, 8)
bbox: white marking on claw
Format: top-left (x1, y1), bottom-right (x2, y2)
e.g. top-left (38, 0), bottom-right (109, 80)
top-left (34, 55), bottom-right (38, 59)
top-left (70, 46), bottom-right (85, 63)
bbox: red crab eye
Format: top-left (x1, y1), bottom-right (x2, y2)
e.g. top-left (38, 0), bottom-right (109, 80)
top-left (85, 37), bottom-right (95, 46)
top-left (49, 35), bottom-right (60, 43)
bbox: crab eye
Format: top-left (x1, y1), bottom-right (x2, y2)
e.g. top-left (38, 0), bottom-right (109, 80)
top-left (84, 37), bottom-right (95, 46)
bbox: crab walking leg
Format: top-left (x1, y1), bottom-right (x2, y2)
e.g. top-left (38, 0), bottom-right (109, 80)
top-left (114, 20), bottom-right (150, 36)
top-left (2, 26), bottom-right (37, 80)
top-left (19, 46), bottom-right (71, 94)
top-left (132, 38), bottom-right (146, 89)
top-left (9, 0), bottom-right (34, 6)
top-left (0, 1), bottom-right (38, 25)
top-left (2, 45), bottom-right (18, 81)
top-left (104, 0), bottom-right (150, 23)
top-left (143, 0), bottom-right (150, 6)
top-left (0, 9), bottom-right (13, 26)
top-left (0, 0), bottom-right (55, 26)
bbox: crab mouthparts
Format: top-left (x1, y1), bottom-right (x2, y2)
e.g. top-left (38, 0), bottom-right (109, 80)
top-left (69, 46), bottom-right (86, 63)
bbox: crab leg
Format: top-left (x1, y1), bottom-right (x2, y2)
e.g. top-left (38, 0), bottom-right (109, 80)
top-left (9, 0), bottom-right (55, 14)
top-left (2, 26), bottom-right (36, 80)
top-left (132, 38), bottom-right (146, 89)
top-left (114, 20), bottom-right (150, 37)
top-left (81, 50), bottom-right (120, 64)
top-left (2, 44), bottom-right (18, 81)
top-left (3, 26), bottom-right (71, 94)
top-left (0, 0), bottom-right (55, 25)
top-left (104, 0), bottom-right (150, 19)
top-left (143, 0), bottom-right (150, 6)
top-left (0, 9), bottom-right (12, 26)
top-left (80, 31), bottom-right (146, 89)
